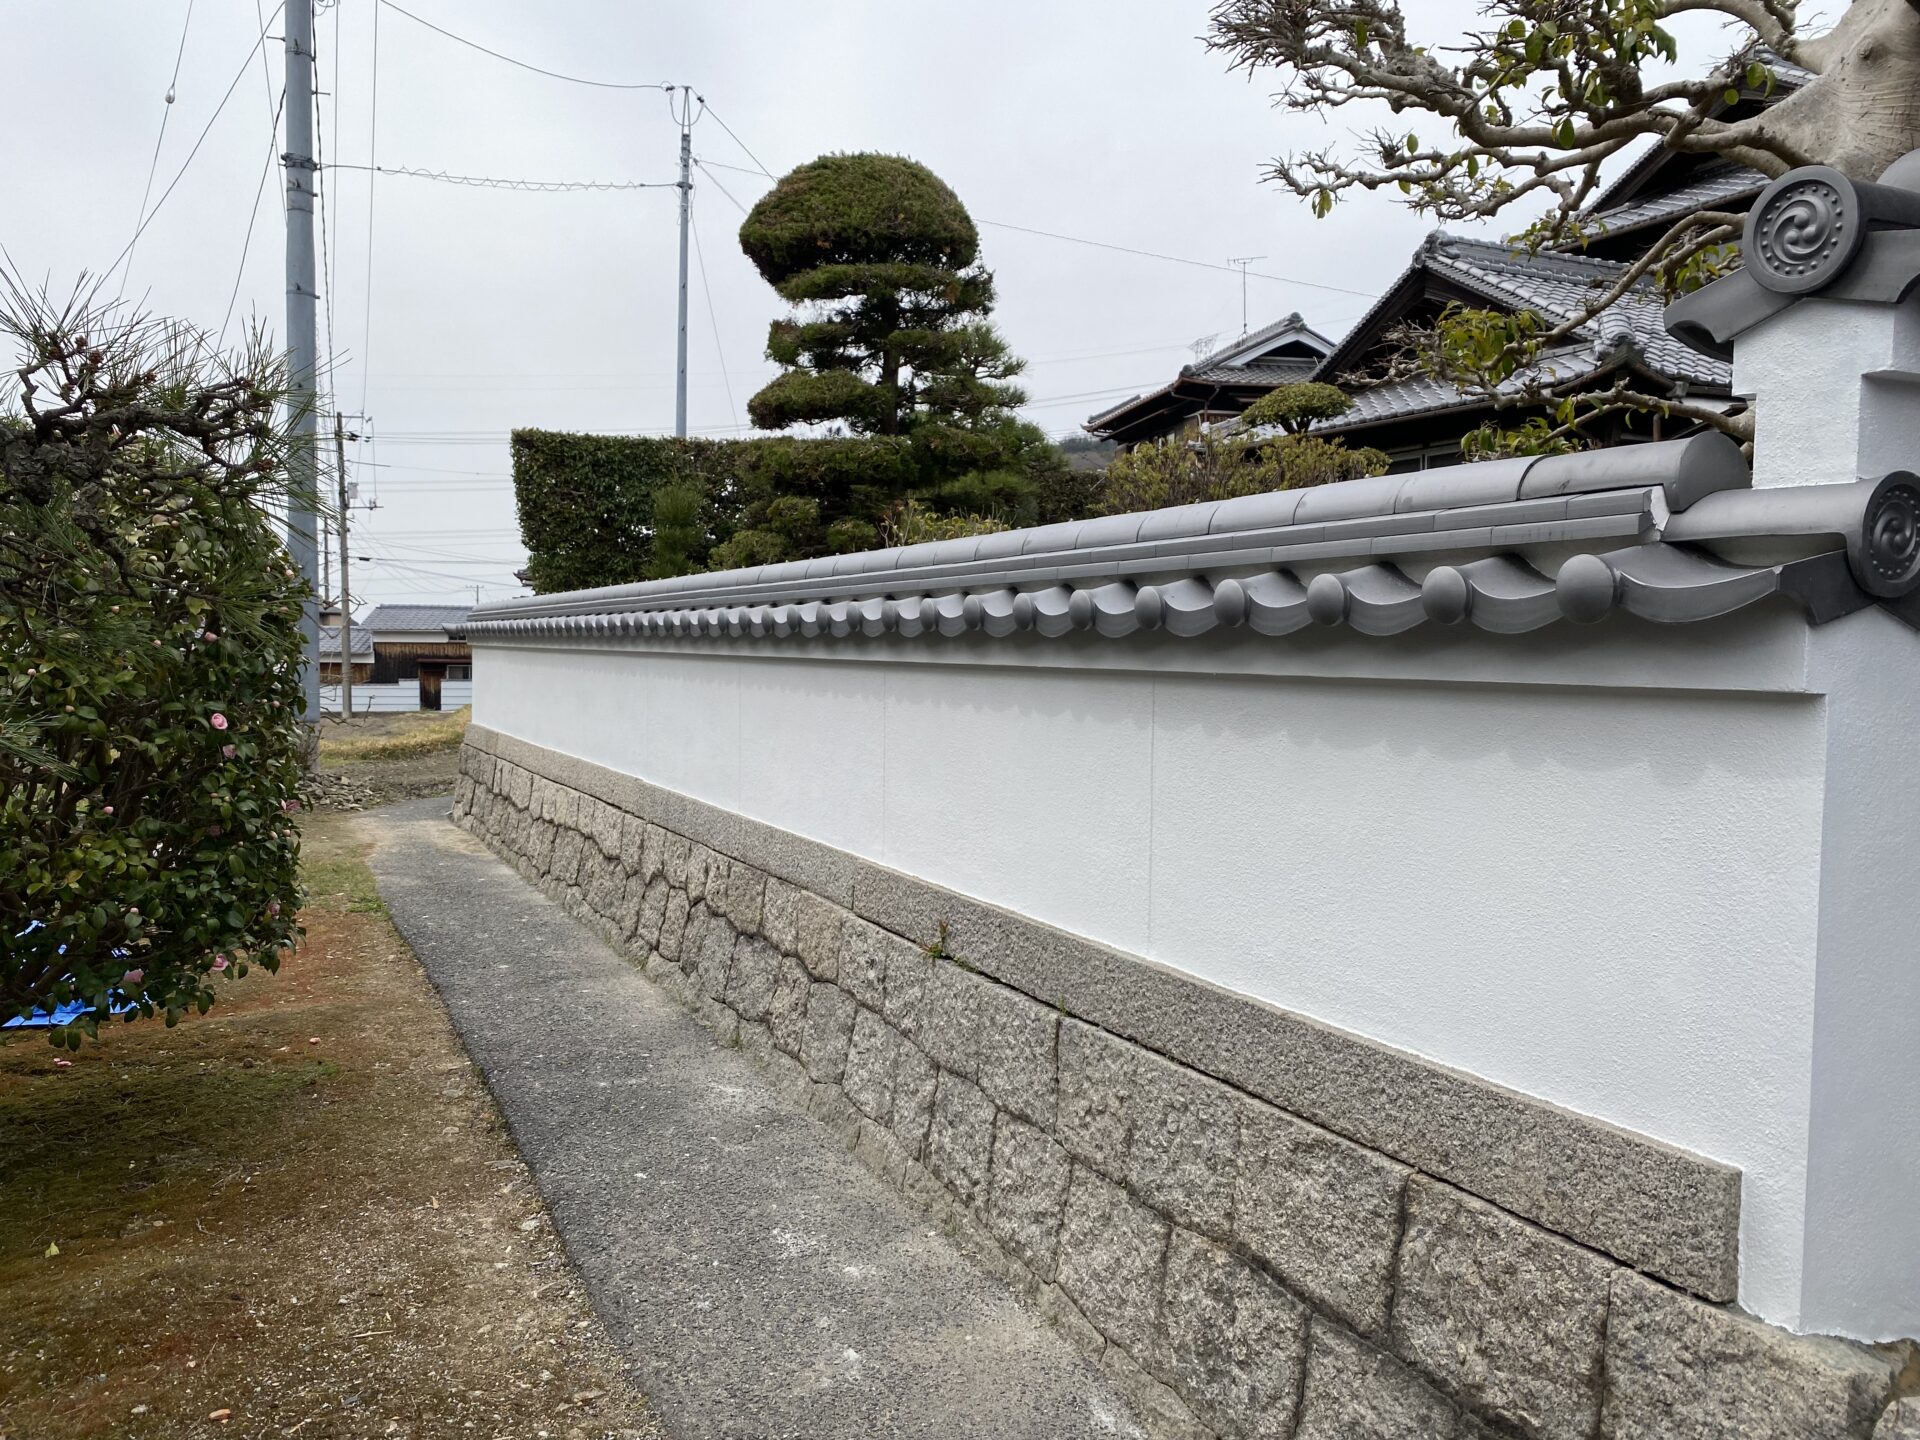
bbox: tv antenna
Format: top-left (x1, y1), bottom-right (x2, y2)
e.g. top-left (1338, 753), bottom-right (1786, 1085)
top-left (1227, 256), bottom-right (1266, 337)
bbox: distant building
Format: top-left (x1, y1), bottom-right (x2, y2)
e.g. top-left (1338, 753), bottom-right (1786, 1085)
top-left (1089, 60), bottom-right (1807, 469)
top-left (1085, 314), bottom-right (1336, 448)
top-left (359, 604), bottom-right (473, 712)
top-left (317, 623), bottom-right (373, 686)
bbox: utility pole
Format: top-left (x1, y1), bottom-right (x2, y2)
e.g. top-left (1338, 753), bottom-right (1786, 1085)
top-left (673, 89), bottom-right (692, 438)
top-left (333, 413), bottom-right (355, 721)
top-left (284, 0), bottom-right (322, 729)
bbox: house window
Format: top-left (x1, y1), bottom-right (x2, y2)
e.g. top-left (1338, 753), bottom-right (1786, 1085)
top-left (447, 664), bottom-right (471, 681)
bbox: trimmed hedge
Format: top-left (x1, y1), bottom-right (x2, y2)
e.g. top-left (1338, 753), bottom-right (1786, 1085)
top-left (509, 431), bottom-right (739, 592)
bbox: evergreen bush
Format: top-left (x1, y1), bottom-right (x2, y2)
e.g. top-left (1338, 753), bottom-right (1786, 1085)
top-left (0, 289), bottom-right (307, 1043)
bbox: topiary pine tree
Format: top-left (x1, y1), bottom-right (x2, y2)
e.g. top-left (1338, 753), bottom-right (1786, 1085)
top-left (723, 153), bottom-right (1055, 565)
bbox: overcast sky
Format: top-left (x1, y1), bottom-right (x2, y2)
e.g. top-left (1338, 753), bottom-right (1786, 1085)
top-left (7, 0), bottom-right (1729, 610)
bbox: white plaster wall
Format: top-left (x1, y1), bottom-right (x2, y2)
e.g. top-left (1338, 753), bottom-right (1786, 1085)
top-left (474, 630), bottom-right (1845, 1330)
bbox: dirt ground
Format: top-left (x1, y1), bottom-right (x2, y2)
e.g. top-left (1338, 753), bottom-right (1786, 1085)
top-left (314, 710), bottom-right (467, 809)
top-left (0, 811), bottom-right (661, 1440)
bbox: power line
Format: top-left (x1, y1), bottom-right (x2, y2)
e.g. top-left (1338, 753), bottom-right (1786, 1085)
top-left (689, 211), bottom-right (739, 431)
top-left (976, 219), bottom-right (1378, 298)
top-left (329, 162), bottom-right (676, 194)
top-left (692, 158), bottom-right (751, 217)
top-left (120, 0), bottom-right (199, 300)
top-left (217, 85), bottom-right (287, 348)
top-left (689, 158), bottom-right (1377, 299)
top-left (359, 0), bottom-right (380, 413)
top-left (376, 0), bottom-right (670, 91)
top-left (103, 2), bottom-right (287, 290)
top-left (697, 99), bottom-right (775, 179)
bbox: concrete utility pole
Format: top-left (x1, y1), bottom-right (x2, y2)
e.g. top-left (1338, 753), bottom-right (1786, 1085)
top-left (284, 0), bottom-right (322, 727)
top-left (333, 413), bottom-right (355, 721)
top-left (674, 95), bottom-right (692, 439)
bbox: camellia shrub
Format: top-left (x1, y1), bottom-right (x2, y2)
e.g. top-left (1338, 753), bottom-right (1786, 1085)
top-left (0, 287), bottom-right (308, 1045)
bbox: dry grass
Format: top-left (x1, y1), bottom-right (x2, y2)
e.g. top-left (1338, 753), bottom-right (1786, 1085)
top-left (318, 706), bottom-right (470, 763)
top-left (0, 811), bottom-right (659, 1440)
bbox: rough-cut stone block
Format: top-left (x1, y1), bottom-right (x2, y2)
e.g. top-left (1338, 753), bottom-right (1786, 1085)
top-left (927, 1072), bottom-right (997, 1207)
top-left (1237, 1096), bottom-right (1408, 1336)
top-left (1158, 1229), bottom-right (1308, 1439)
top-left (762, 876), bottom-right (800, 953)
top-left (638, 822), bottom-right (665, 883)
top-left (921, 965), bottom-right (1059, 1128)
top-left (588, 797), bottom-right (624, 859)
top-left (1878, 1400), bottom-right (1920, 1439)
top-left (843, 1007), bottom-right (899, 1124)
top-left (794, 891), bottom-right (845, 981)
top-left (504, 763), bottom-right (532, 809)
top-left (1601, 1270), bottom-right (1895, 1440)
top-left (839, 918), bottom-right (892, 1010)
top-left (986, 1116), bottom-right (1073, 1282)
top-left (633, 876), bottom-right (669, 948)
top-left (1296, 1320), bottom-right (1463, 1440)
top-left (1391, 1178), bottom-right (1612, 1440)
top-left (1128, 1048), bottom-right (1237, 1241)
top-left (618, 812), bottom-right (647, 875)
top-left (1056, 1018), bottom-right (1138, 1173)
top-left (855, 1117), bottom-right (910, 1189)
top-left (890, 1038), bottom-right (938, 1159)
top-left (768, 953), bottom-right (812, 1058)
top-left (662, 831), bottom-right (692, 888)
top-left (527, 819), bottom-right (556, 877)
top-left (882, 942), bottom-right (933, 1037)
top-left (583, 849), bottom-right (625, 923)
top-left (808, 1080), bottom-right (861, 1145)
top-left (550, 828), bottom-right (584, 887)
top-left (801, 982), bottom-right (856, 1084)
top-left (720, 862), bottom-right (765, 936)
top-left (657, 888), bottom-right (690, 963)
top-left (1057, 1166), bottom-right (1170, 1365)
top-left (687, 908), bottom-right (737, 1002)
top-left (724, 936), bottom-right (780, 1022)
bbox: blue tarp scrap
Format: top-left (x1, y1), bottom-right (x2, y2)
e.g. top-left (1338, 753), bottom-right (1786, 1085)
top-left (4, 922), bottom-right (140, 1028)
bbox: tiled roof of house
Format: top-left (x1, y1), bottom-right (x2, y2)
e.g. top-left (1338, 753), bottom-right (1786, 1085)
top-left (360, 604), bottom-right (474, 634)
top-left (1299, 233), bottom-right (1730, 435)
top-left (1574, 160), bottom-right (1766, 244)
top-left (1086, 315), bottom-right (1336, 432)
top-left (318, 625), bottom-right (374, 660)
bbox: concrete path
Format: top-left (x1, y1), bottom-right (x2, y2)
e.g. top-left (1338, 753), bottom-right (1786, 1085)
top-left (361, 798), bottom-right (1145, 1440)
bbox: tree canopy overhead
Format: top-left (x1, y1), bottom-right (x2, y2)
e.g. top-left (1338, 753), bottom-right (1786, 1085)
top-left (1207, 0), bottom-right (1920, 448)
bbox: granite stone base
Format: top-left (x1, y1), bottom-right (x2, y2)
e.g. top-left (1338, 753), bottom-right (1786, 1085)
top-left (453, 732), bottom-right (1904, 1440)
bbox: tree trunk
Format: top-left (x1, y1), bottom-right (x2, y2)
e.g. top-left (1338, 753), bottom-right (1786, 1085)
top-left (1753, 0), bottom-right (1920, 178)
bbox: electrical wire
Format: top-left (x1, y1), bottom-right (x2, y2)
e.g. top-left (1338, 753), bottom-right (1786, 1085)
top-left (695, 99), bottom-right (774, 179)
top-left (329, 162), bottom-right (676, 194)
top-left (253, 0), bottom-right (280, 213)
top-left (689, 211), bottom-right (740, 432)
top-left (692, 158), bottom-right (750, 217)
top-left (102, 2), bottom-right (288, 290)
top-left (376, 0), bottom-right (669, 91)
top-left (216, 86), bottom-right (287, 349)
top-left (359, 0), bottom-right (380, 413)
top-left (120, 0), bottom-right (199, 299)
top-left (691, 156), bottom-right (1376, 299)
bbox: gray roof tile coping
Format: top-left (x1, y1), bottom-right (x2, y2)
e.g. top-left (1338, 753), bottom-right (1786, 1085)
top-left (469, 435), bottom-right (1920, 638)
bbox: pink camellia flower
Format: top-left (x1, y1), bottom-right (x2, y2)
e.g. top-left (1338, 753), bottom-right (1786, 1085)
top-left (209, 713), bottom-right (229, 731)
top-left (267, 899), bottom-right (281, 919)
top-left (211, 955), bottom-right (229, 972)
top-left (282, 798), bottom-right (301, 813)
top-left (222, 744), bottom-right (236, 759)
top-left (102, 805), bottom-right (113, 815)
top-left (202, 631), bottom-right (218, 642)
top-left (122, 968), bottom-right (144, 988)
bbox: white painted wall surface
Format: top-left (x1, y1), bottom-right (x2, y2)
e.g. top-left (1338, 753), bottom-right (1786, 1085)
top-left (472, 614), bottom-right (1913, 1338)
